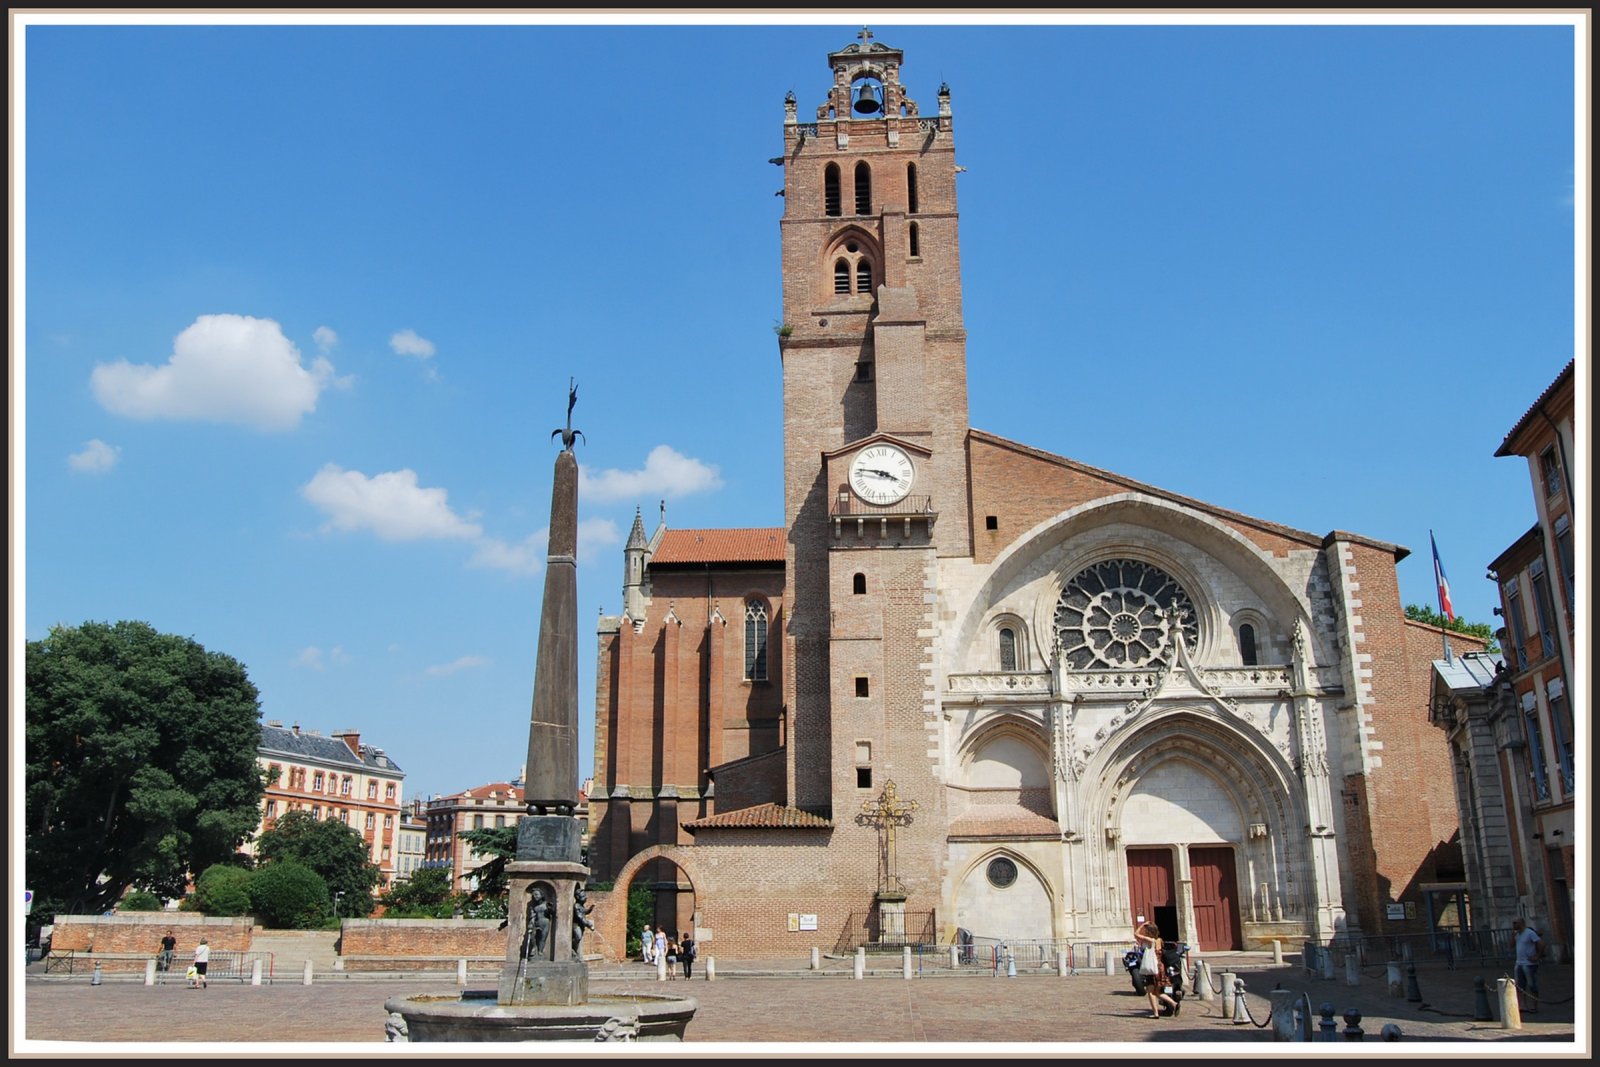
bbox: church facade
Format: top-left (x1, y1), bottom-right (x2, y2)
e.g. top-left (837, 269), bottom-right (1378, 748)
top-left (586, 34), bottom-right (1463, 958)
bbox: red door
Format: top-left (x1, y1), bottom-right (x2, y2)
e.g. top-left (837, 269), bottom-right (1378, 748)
top-left (1126, 848), bottom-right (1174, 930)
top-left (1188, 846), bottom-right (1241, 951)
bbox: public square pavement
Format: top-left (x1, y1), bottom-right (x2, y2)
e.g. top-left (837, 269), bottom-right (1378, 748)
top-left (19, 952), bottom-right (1582, 1053)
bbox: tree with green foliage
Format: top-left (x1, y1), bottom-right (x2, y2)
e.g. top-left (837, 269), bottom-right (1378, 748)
top-left (191, 863), bottom-right (254, 916)
top-left (457, 824), bottom-right (519, 919)
top-left (625, 884), bottom-right (653, 957)
top-left (119, 889), bottom-right (162, 912)
top-left (25, 620), bottom-right (266, 917)
top-left (249, 860), bottom-right (330, 929)
top-left (378, 866), bottom-right (456, 918)
top-left (253, 810), bottom-right (380, 916)
top-left (1404, 604), bottom-right (1500, 653)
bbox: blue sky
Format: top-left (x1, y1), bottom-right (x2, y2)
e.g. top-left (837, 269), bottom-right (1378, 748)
top-left (15, 13), bottom-right (1585, 805)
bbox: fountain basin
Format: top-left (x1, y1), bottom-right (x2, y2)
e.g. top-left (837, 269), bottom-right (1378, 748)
top-left (384, 990), bottom-right (697, 1042)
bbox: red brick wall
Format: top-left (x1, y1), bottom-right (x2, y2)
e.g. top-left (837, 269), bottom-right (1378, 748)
top-left (337, 918), bottom-right (506, 967)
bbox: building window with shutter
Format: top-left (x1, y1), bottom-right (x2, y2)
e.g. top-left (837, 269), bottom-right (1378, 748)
top-left (855, 161), bottom-right (872, 215)
top-left (824, 163), bottom-right (841, 217)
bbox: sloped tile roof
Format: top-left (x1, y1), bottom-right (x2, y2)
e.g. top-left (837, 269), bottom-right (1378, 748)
top-left (259, 724), bottom-right (405, 775)
top-left (1495, 359), bottom-right (1574, 457)
top-left (682, 803), bottom-right (833, 831)
top-left (652, 528), bottom-right (785, 566)
top-left (441, 782), bottom-right (524, 803)
top-left (946, 806), bottom-right (1061, 839)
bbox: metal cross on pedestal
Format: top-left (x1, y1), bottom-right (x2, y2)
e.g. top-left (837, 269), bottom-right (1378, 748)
top-left (856, 780), bottom-right (918, 894)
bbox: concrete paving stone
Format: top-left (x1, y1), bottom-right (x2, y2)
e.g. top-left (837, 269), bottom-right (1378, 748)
top-left (19, 955), bottom-right (1582, 1052)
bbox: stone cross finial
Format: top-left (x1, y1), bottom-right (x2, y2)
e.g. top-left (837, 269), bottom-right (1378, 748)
top-left (858, 27), bottom-right (873, 44)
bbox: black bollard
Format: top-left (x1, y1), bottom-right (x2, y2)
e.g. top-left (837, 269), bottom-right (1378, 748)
top-left (1343, 1008), bottom-right (1365, 1041)
top-left (1473, 976), bottom-right (1493, 1021)
top-left (1404, 962), bottom-right (1422, 1003)
top-left (1319, 1002), bottom-right (1339, 1042)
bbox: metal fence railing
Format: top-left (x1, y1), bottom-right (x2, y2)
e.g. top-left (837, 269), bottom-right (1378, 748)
top-left (831, 911), bottom-right (938, 954)
top-left (1307, 929), bottom-right (1517, 972)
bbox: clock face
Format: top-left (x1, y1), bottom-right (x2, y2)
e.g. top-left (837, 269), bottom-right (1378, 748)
top-left (849, 444), bottom-right (916, 505)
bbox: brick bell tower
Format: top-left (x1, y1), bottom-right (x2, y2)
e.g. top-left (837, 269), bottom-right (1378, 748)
top-left (778, 29), bottom-right (971, 818)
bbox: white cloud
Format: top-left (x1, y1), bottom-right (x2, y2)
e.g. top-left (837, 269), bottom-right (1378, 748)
top-left (468, 517), bottom-right (621, 576)
top-left (293, 645), bottom-right (350, 671)
top-left (313, 326), bottom-right (339, 353)
top-left (90, 313), bottom-right (340, 431)
top-left (578, 445), bottom-right (723, 503)
top-left (425, 655), bottom-right (490, 678)
top-left (301, 464), bottom-right (483, 541)
top-left (390, 329), bottom-right (437, 359)
top-left (68, 439), bottom-right (121, 473)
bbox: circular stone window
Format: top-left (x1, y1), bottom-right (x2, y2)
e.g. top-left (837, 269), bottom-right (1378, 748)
top-left (986, 857), bottom-right (1018, 889)
top-left (1053, 558), bottom-right (1200, 670)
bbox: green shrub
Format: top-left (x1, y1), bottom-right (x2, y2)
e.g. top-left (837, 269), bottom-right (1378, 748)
top-left (192, 864), bottom-right (254, 916)
top-left (249, 861), bottom-right (330, 929)
top-left (120, 889), bottom-right (163, 912)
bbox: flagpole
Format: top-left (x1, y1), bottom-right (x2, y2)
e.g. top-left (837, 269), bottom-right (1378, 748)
top-left (1431, 530), bottom-right (1453, 665)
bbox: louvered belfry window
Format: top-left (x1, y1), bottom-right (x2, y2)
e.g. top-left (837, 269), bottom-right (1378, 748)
top-left (825, 163), bottom-right (842, 217)
top-left (855, 161), bottom-right (872, 215)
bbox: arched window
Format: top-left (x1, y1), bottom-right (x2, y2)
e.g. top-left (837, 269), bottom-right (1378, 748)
top-left (907, 163), bottom-right (919, 213)
top-left (854, 161), bottom-right (872, 215)
top-left (999, 627), bottom-right (1018, 671)
top-left (824, 163), bottom-right (841, 217)
top-left (1238, 624), bottom-right (1257, 666)
top-left (834, 259), bottom-right (852, 295)
top-left (908, 221), bottom-right (920, 258)
top-left (856, 260), bottom-right (873, 294)
top-left (744, 599), bottom-right (770, 681)
top-left (853, 573), bottom-right (867, 595)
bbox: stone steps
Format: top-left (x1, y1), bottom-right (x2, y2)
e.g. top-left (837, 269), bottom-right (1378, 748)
top-left (249, 930), bottom-right (342, 972)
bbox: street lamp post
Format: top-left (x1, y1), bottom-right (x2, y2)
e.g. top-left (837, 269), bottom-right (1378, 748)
top-left (334, 892), bottom-right (344, 919)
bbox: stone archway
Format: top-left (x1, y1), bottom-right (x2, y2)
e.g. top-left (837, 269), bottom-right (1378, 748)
top-left (593, 845), bottom-right (707, 962)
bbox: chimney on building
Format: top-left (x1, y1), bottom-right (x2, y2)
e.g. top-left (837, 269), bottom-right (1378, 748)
top-left (333, 729), bottom-right (361, 756)
top-left (267, 719), bottom-right (283, 728)
top-left (292, 722), bottom-right (300, 737)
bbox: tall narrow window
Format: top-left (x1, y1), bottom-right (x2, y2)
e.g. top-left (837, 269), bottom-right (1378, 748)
top-left (745, 599), bottom-right (770, 681)
top-left (835, 259), bottom-right (852, 295)
top-left (999, 627), bottom-right (1017, 671)
top-left (1505, 580), bottom-right (1529, 670)
top-left (906, 163), bottom-right (919, 213)
top-left (1540, 446), bottom-right (1562, 498)
top-left (1238, 624), bottom-right (1258, 666)
top-left (1547, 681), bottom-right (1573, 795)
top-left (853, 573), bottom-right (867, 595)
top-left (855, 161), bottom-right (872, 215)
top-left (908, 221), bottom-right (920, 258)
top-left (1523, 693), bottom-right (1550, 802)
top-left (856, 260), bottom-right (873, 294)
top-left (824, 163), bottom-right (841, 217)
top-left (1554, 515), bottom-right (1574, 616)
top-left (1530, 560), bottom-right (1557, 659)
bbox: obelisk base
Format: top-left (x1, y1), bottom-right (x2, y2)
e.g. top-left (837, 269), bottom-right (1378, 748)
top-left (498, 816), bottom-right (591, 1006)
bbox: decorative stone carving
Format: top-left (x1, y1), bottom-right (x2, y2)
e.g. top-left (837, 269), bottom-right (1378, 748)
top-left (1054, 559), bottom-right (1199, 670)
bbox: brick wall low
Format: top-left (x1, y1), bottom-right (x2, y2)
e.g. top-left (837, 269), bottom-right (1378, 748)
top-left (50, 914), bottom-right (255, 955)
top-left (337, 918), bottom-right (506, 963)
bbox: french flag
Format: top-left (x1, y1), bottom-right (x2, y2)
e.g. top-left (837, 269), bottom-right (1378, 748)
top-left (1431, 531), bottom-right (1455, 622)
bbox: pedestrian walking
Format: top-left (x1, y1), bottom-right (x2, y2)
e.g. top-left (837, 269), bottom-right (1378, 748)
top-left (640, 923), bottom-right (654, 964)
top-left (1134, 922), bottom-right (1178, 1019)
top-left (157, 930), bottom-right (176, 973)
top-left (1512, 917), bottom-right (1544, 1013)
top-left (653, 927), bottom-right (667, 970)
top-left (680, 935), bottom-right (697, 980)
top-left (192, 938), bottom-right (210, 989)
top-left (665, 936), bottom-right (680, 980)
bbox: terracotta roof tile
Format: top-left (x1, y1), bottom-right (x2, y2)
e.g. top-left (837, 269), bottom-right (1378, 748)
top-left (946, 806), bottom-right (1060, 839)
top-left (652, 528), bottom-right (785, 566)
top-left (682, 803), bottom-right (833, 831)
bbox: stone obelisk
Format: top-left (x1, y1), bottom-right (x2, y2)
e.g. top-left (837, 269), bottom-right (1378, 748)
top-left (499, 381), bottom-right (591, 1006)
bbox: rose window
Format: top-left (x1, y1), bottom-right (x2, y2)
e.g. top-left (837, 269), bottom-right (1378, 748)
top-left (1053, 559), bottom-right (1199, 669)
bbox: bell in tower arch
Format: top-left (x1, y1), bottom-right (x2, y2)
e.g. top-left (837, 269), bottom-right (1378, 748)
top-left (853, 81), bottom-right (883, 115)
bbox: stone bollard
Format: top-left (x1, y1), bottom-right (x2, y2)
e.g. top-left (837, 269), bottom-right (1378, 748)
top-left (145, 959), bottom-right (157, 986)
top-left (1104, 950), bottom-right (1117, 977)
top-left (1497, 976), bottom-right (1521, 1029)
top-left (1342, 1008), bottom-right (1364, 1041)
top-left (903, 945), bottom-right (913, 980)
top-left (1404, 963), bottom-right (1421, 1003)
top-left (1386, 960), bottom-right (1404, 997)
top-left (1269, 989), bottom-right (1308, 1041)
top-left (1194, 958), bottom-right (1214, 1003)
top-left (1472, 976), bottom-right (1492, 1021)
top-left (950, 944), bottom-right (960, 969)
top-left (855, 947), bottom-right (865, 980)
top-left (705, 957), bottom-right (715, 982)
top-left (457, 959), bottom-right (468, 987)
top-left (811, 946), bottom-right (820, 970)
top-left (1219, 971), bottom-right (1236, 1018)
top-left (1345, 952), bottom-right (1360, 986)
top-left (251, 958), bottom-right (263, 986)
top-left (1320, 948), bottom-right (1337, 981)
top-left (92, 962), bottom-right (103, 986)
top-left (1057, 950), bottom-right (1068, 978)
top-left (657, 954), bottom-right (667, 982)
top-left (1272, 939), bottom-right (1283, 965)
top-left (1231, 978), bottom-right (1250, 1025)
top-left (1006, 950), bottom-right (1016, 978)
top-left (1318, 1002), bottom-right (1339, 1041)
top-left (302, 959), bottom-right (314, 986)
